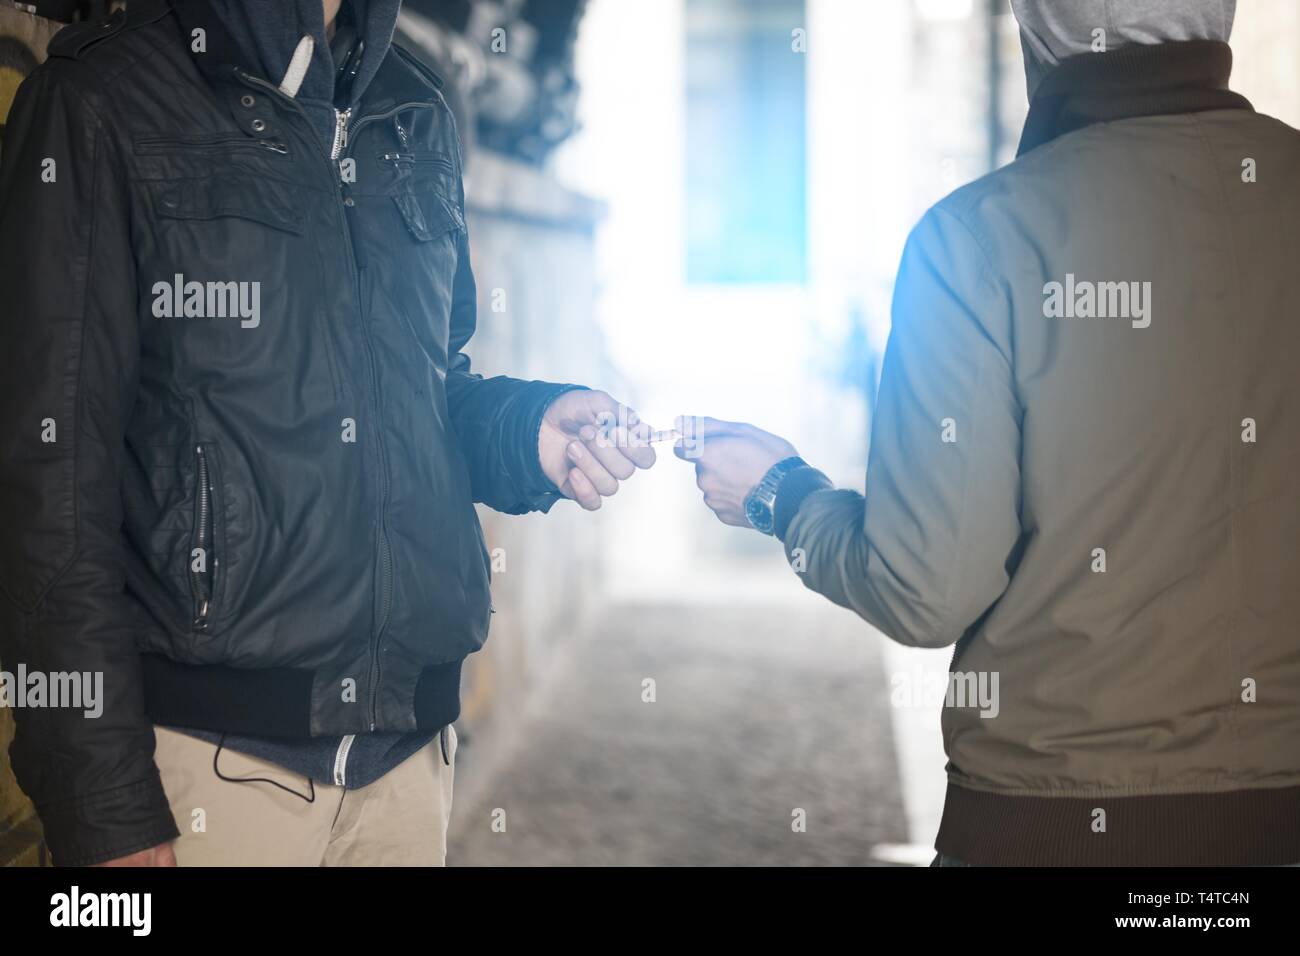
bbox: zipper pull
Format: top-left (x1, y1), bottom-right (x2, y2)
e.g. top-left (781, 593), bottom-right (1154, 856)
top-left (331, 107), bottom-right (351, 161)
top-left (193, 598), bottom-right (210, 630)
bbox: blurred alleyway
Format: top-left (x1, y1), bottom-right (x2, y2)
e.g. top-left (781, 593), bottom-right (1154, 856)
top-left (448, 600), bottom-right (909, 866)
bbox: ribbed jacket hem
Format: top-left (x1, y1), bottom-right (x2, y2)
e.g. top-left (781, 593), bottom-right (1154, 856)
top-left (936, 781), bottom-right (1300, 866)
top-left (140, 653), bottom-right (462, 738)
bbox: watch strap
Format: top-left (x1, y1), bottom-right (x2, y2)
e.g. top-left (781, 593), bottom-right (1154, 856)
top-left (773, 465), bottom-right (834, 542)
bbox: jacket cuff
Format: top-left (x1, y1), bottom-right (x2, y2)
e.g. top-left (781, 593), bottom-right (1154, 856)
top-left (512, 382), bottom-right (588, 514)
top-left (774, 465), bottom-right (834, 542)
top-left (38, 771), bottom-right (180, 866)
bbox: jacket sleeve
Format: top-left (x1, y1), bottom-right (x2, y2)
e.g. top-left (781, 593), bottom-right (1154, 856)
top-left (782, 207), bottom-right (1023, 648)
top-left (443, 215), bottom-right (582, 515)
top-left (0, 67), bottom-right (179, 865)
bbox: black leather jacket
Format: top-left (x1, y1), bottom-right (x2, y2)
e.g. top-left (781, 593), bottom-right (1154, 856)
top-left (0, 0), bottom-right (572, 865)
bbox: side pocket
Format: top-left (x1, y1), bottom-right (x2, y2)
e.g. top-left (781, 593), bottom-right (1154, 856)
top-left (188, 443), bottom-right (221, 632)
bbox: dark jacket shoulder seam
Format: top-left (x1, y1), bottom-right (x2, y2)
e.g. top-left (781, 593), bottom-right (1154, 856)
top-left (49, 13), bottom-right (184, 92)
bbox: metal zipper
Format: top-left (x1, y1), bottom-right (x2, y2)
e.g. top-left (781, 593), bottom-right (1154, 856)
top-left (332, 734), bottom-right (356, 786)
top-left (349, 103), bottom-right (441, 149)
top-left (234, 73), bottom-right (434, 731)
top-left (330, 107), bottom-right (352, 162)
top-left (358, 265), bottom-right (394, 732)
top-left (135, 135), bottom-right (289, 156)
top-left (192, 444), bottom-right (213, 630)
top-left (333, 104), bottom-right (440, 731)
top-left (376, 151), bottom-right (454, 172)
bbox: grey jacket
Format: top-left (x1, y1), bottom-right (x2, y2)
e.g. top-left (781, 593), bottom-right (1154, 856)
top-left (783, 40), bottom-right (1300, 865)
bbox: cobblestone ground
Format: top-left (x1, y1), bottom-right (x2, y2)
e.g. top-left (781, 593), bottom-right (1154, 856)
top-left (448, 601), bottom-right (908, 866)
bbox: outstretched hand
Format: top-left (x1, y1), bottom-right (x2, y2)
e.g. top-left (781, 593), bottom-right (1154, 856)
top-left (674, 416), bottom-right (797, 527)
top-left (540, 389), bottom-right (656, 510)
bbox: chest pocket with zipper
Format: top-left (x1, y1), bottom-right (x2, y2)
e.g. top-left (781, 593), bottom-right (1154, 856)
top-left (381, 155), bottom-right (465, 244)
top-left (366, 145), bottom-right (467, 372)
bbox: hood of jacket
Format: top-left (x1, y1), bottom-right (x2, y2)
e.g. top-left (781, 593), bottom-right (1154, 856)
top-left (207, 0), bottom-right (402, 151)
top-left (1010, 0), bottom-right (1237, 98)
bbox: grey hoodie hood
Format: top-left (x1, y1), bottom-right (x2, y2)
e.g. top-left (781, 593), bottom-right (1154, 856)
top-left (208, 0), bottom-right (402, 152)
top-left (1010, 0), bottom-right (1237, 98)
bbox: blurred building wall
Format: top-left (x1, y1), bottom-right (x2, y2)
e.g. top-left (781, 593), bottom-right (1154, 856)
top-left (453, 151), bottom-right (613, 789)
top-left (1231, 0), bottom-right (1300, 128)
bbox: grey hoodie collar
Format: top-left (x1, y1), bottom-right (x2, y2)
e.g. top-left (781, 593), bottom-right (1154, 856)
top-left (1011, 0), bottom-right (1237, 98)
top-left (1016, 39), bottom-right (1251, 156)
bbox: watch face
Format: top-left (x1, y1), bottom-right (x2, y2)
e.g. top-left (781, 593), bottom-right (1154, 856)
top-left (745, 493), bottom-right (775, 534)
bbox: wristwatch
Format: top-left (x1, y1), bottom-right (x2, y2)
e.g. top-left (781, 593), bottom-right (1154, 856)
top-left (743, 456), bottom-right (807, 535)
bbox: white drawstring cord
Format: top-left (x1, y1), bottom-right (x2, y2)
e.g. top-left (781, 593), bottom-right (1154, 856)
top-left (278, 34), bottom-right (315, 98)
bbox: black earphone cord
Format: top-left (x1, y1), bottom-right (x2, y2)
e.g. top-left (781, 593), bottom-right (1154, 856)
top-left (212, 733), bottom-right (317, 803)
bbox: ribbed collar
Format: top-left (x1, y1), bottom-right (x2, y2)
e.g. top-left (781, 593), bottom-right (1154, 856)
top-left (1017, 39), bottom-right (1253, 156)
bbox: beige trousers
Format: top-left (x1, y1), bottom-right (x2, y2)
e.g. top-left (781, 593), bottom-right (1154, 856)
top-left (153, 725), bottom-right (456, 866)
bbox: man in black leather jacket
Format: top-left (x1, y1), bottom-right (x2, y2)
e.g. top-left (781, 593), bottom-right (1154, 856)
top-left (0, 0), bottom-right (654, 866)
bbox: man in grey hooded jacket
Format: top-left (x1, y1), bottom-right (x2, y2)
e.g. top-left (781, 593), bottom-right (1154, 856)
top-left (683, 0), bottom-right (1300, 865)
